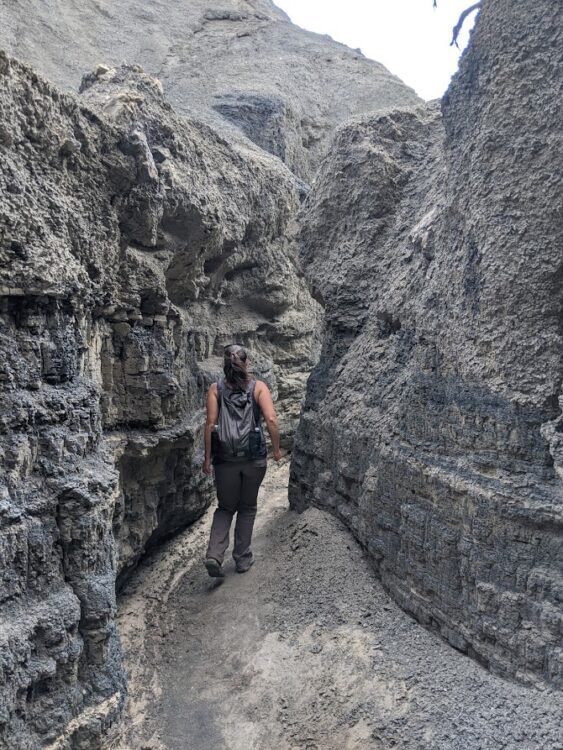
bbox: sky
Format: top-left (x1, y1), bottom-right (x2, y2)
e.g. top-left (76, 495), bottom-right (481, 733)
top-left (273, 0), bottom-right (478, 100)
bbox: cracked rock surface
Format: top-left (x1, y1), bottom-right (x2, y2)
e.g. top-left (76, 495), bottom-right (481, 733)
top-left (0, 0), bottom-right (422, 740)
top-left (0, 50), bottom-right (317, 748)
top-left (1, 0), bottom-right (561, 746)
top-left (290, 0), bottom-right (563, 689)
top-left (0, 0), bottom-right (420, 181)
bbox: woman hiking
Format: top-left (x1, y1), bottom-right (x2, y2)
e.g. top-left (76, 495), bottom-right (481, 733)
top-left (202, 344), bottom-right (281, 577)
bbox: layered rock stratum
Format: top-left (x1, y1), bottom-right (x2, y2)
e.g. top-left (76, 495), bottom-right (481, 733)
top-left (0, 2), bottom-right (422, 747)
top-left (0, 51), bottom-right (314, 747)
top-left (2, 0), bottom-right (561, 747)
top-left (290, 0), bottom-right (563, 688)
top-left (0, 0), bottom-right (420, 180)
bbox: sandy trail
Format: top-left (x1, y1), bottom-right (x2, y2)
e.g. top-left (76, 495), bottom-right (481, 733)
top-left (108, 461), bottom-right (561, 750)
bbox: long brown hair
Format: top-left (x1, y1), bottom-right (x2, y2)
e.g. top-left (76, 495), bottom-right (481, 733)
top-left (223, 344), bottom-right (250, 390)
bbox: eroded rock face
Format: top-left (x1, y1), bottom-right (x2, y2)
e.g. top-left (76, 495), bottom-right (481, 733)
top-left (0, 2), bottom-right (423, 741)
top-left (0, 52), bottom-right (317, 748)
top-left (290, 0), bottom-right (563, 688)
top-left (0, 0), bottom-right (420, 180)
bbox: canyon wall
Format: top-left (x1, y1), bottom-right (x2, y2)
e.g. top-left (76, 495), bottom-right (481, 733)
top-left (290, 0), bottom-right (563, 688)
top-left (0, 54), bottom-right (316, 748)
top-left (0, 3), bottom-right (422, 745)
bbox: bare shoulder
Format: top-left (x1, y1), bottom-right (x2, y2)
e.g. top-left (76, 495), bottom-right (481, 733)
top-left (254, 380), bottom-right (273, 404)
top-left (208, 382), bottom-right (218, 396)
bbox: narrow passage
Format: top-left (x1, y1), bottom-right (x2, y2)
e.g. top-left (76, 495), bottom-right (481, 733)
top-left (110, 462), bottom-right (561, 750)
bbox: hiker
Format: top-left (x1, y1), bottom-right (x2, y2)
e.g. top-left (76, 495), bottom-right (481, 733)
top-left (202, 344), bottom-right (282, 577)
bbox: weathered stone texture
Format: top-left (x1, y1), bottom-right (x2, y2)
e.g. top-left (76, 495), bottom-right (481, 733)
top-left (0, 51), bottom-right (317, 748)
top-left (0, 0), bottom-right (423, 739)
top-left (0, 0), bottom-right (420, 181)
top-left (290, 0), bottom-right (563, 688)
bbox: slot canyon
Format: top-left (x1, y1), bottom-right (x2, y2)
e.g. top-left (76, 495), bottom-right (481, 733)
top-left (0, 1), bottom-right (561, 748)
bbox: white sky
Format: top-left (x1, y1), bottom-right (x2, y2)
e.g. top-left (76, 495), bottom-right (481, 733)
top-left (273, 0), bottom-right (478, 100)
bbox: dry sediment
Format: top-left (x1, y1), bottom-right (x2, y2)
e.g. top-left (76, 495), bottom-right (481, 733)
top-left (111, 463), bottom-right (563, 750)
top-left (0, 0), bottom-right (420, 182)
top-left (0, 0), bottom-right (561, 746)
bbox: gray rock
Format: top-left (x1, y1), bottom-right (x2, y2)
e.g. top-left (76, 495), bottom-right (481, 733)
top-left (0, 4), bottom-right (419, 740)
top-left (0, 51), bottom-right (317, 748)
top-left (0, 0), bottom-right (420, 180)
top-left (290, 0), bottom-right (563, 689)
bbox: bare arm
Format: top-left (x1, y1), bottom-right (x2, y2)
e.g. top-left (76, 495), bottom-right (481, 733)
top-left (203, 384), bottom-right (219, 473)
top-left (256, 381), bottom-right (281, 460)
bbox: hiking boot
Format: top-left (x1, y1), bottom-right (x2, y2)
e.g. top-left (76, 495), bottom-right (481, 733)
top-left (204, 558), bottom-right (225, 578)
top-left (235, 558), bottom-right (255, 574)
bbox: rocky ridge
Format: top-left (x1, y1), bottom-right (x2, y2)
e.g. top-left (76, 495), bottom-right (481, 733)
top-left (290, 0), bottom-right (563, 688)
top-left (1, 1), bottom-right (560, 749)
top-left (0, 0), bottom-right (420, 181)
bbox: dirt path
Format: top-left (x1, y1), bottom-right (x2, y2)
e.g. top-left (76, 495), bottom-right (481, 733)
top-left (108, 461), bottom-right (561, 750)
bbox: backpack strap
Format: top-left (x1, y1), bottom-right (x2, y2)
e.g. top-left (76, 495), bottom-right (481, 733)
top-left (249, 379), bottom-right (261, 424)
top-left (215, 378), bottom-right (224, 409)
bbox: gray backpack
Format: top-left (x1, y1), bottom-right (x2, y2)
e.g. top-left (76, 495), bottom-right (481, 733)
top-left (211, 378), bottom-right (267, 463)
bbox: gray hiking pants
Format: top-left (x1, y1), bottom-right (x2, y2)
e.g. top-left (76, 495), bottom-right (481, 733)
top-left (206, 459), bottom-right (267, 567)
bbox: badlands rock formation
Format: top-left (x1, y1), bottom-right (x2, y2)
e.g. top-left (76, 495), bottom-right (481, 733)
top-left (0, 0), bottom-right (420, 180)
top-left (0, 53), bottom-right (313, 749)
top-left (290, 0), bottom-right (563, 688)
top-left (1, 0), bottom-right (561, 747)
top-left (0, 3), bottom-right (422, 747)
